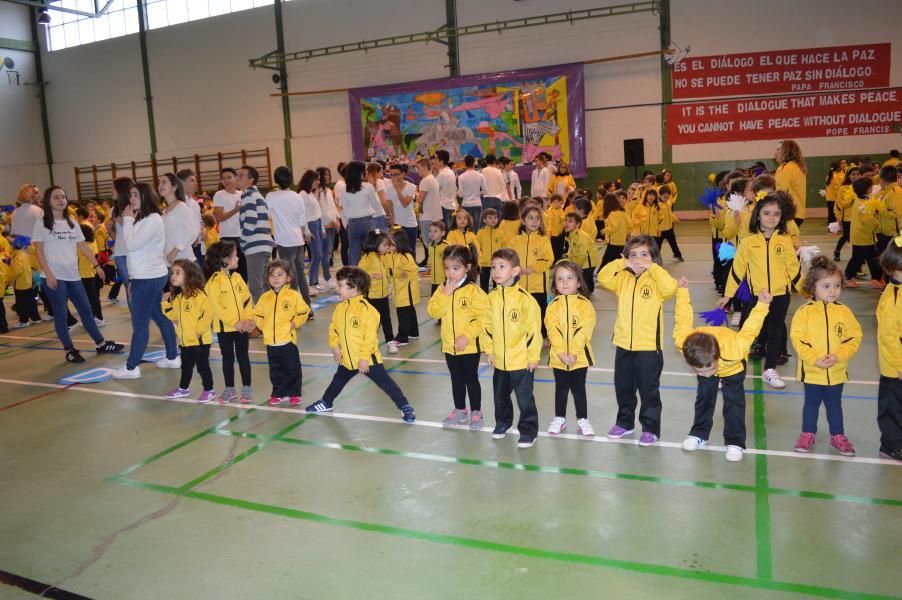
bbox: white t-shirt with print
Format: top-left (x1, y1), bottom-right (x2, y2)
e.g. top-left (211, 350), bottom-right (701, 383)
top-left (33, 218), bottom-right (85, 282)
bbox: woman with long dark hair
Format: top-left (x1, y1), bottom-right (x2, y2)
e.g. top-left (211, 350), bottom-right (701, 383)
top-left (107, 176), bottom-right (134, 304)
top-left (112, 182), bottom-right (180, 379)
top-left (775, 139), bottom-right (807, 227)
top-left (160, 172), bottom-right (197, 265)
top-left (340, 160), bottom-right (382, 265)
top-left (33, 186), bottom-right (124, 363)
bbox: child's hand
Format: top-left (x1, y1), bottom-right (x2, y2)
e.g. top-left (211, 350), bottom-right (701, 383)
top-left (442, 280), bottom-right (456, 296)
top-left (357, 358), bottom-right (370, 374)
top-left (162, 291), bottom-right (171, 302)
top-left (332, 346), bottom-right (342, 363)
top-left (523, 267), bottom-right (534, 275)
top-left (758, 290), bottom-right (773, 304)
top-left (716, 296), bottom-right (731, 309)
top-left (527, 362), bottom-right (537, 372)
top-left (486, 354), bottom-right (495, 367)
top-left (677, 276), bottom-right (689, 289)
top-left (453, 335), bottom-right (469, 352)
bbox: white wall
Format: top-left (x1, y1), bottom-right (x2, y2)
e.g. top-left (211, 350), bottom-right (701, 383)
top-left (3, 0), bottom-right (901, 201)
top-left (0, 2), bottom-right (47, 201)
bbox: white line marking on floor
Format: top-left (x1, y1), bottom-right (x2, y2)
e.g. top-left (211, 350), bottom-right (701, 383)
top-left (0, 334), bottom-right (882, 386)
top-left (0, 377), bottom-right (896, 467)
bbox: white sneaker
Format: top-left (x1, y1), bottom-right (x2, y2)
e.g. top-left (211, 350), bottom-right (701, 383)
top-left (387, 341), bottom-right (399, 354)
top-left (156, 356), bottom-right (182, 369)
top-left (682, 435), bottom-right (707, 451)
top-left (577, 418), bottom-right (594, 437)
top-left (94, 318), bottom-right (106, 327)
top-left (14, 321), bottom-right (30, 329)
top-left (325, 279), bottom-right (337, 290)
top-left (41, 314), bottom-right (54, 322)
top-left (762, 369), bottom-right (785, 389)
top-left (309, 287), bottom-right (320, 296)
top-left (730, 312), bottom-right (741, 327)
top-left (314, 284), bottom-right (326, 292)
top-left (112, 365), bottom-right (141, 379)
top-left (725, 445), bottom-right (744, 462)
top-left (547, 416), bottom-right (566, 434)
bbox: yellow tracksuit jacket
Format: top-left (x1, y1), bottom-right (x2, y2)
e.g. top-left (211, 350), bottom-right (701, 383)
top-left (544, 293), bottom-right (596, 370)
top-left (632, 202), bottom-right (662, 236)
top-left (602, 211), bottom-right (630, 246)
top-left (426, 280), bottom-right (487, 355)
top-left (834, 185), bottom-right (855, 223)
top-left (481, 284), bottom-right (542, 371)
top-left (499, 219), bottom-right (521, 244)
top-left (849, 198), bottom-right (880, 246)
top-left (329, 295), bottom-right (383, 370)
top-left (390, 252), bottom-right (420, 308)
top-left (163, 291), bottom-right (214, 347)
top-left (790, 300), bottom-right (862, 385)
top-left (597, 259), bottom-right (678, 351)
top-left (205, 270), bottom-right (253, 333)
top-left (725, 232), bottom-right (802, 298)
top-left (565, 228), bottom-right (600, 269)
top-left (77, 241), bottom-right (99, 279)
top-left (876, 282), bottom-right (902, 378)
top-left (776, 160), bottom-right (807, 219)
top-left (359, 251), bottom-right (391, 299)
top-left (825, 171), bottom-right (845, 202)
top-left (580, 217), bottom-right (598, 241)
top-left (545, 207), bottom-right (565, 237)
top-left (509, 231), bottom-right (553, 294)
top-left (446, 229), bottom-right (481, 261)
top-left (878, 183), bottom-right (901, 236)
top-left (253, 287), bottom-right (310, 346)
top-left (425, 242), bottom-right (448, 286)
top-left (476, 226), bottom-right (504, 268)
top-left (673, 287), bottom-right (769, 377)
top-left (10, 250), bottom-right (32, 290)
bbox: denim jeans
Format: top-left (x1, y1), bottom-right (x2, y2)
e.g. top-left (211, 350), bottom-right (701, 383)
top-left (321, 228), bottom-right (336, 281)
top-left (126, 275), bottom-right (178, 369)
top-left (307, 218), bottom-right (324, 286)
top-left (463, 206), bottom-right (482, 229)
top-left (348, 216), bottom-right (374, 266)
top-left (482, 196), bottom-right (502, 217)
top-left (42, 278), bottom-right (105, 349)
top-left (373, 215), bottom-right (389, 232)
top-left (276, 245), bottom-right (311, 305)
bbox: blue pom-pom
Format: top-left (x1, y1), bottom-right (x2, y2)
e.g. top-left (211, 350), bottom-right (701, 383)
top-left (698, 307), bottom-right (728, 326)
top-left (11, 235), bottom-right (31, 249)
top-left (735, 279), bottom-right (752, 302)
top-left (717, 241), bottom-right (736, 263)
top-left (1, 205), bottom-right (15, 213)
top-left (699, 187), bottom-right (721, 210)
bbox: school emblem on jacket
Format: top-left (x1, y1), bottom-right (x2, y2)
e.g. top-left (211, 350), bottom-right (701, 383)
top-left (834, 322), bottom-right (845, 338)
top-left (350, 316), bottom-right (361, 328)
top-left (281, 300), bottom-right (291, 312)
top-left (459, 297), bottom-right (470, 310)
top-left (774, 244), bottom-right (785, 256)
top-left (640, 285), bottom-right (653, 300)
top-left (509, 309), bottom-right (520, 322)
top-left (183, 301), bottom-right (192, 312)
top-left (571, 315), bottom-right (579, 328)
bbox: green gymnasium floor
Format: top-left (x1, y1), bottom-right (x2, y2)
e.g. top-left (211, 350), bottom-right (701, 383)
top-left (0, 221), bottom-right (899, 600)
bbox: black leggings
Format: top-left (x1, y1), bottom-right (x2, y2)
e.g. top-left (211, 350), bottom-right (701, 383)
top-left (394, 305), bottom-right (418, 343)
top-left (180, 344), bottom-right (214, 391)
top-left (13, 288), bottom-right (40, 323)
top-left (833, 221), bottom-right (851, 258)
top-left (532, 292), bottom-right (548, 338)
top-left (658, 228), bottom-right (682, 259)
top-left (218, 330), bottom-right (251, 388)
top-left (368, 296), bottom-right (394, 342)
top-left (601, 244), bottom-right (623, 267)
top-left (479, 268), bottom-right (493, 292)
top-left (845, 245), bottom-right (882, 281)
top-left (554, 367), bottom-right (588, 419)
top-left (81, 277), bottom-right (103, 320)
top-left (745, 293), bottom-right (790, 370)
top-left (446, 353), bottom-right (481, 411)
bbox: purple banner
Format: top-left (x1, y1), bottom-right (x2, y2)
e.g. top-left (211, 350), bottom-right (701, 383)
top-left (347, 63), bottom-right (586, 178)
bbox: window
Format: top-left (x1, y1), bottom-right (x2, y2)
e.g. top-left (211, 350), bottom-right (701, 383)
top-left (45, 0), bottom-right (291, 51)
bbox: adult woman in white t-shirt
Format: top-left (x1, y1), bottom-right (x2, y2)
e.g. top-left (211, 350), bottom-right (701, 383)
top-left (112, 182), bottom-right (180, 380)
top-left (33, 186), bottom-right (124, 364)
top-left (333, 162), bottom-right (350, 267)
top-left (366, 162), bottom-right (392, 231)
top-left (342, 161), bottom-right (383, 265)
top-left (299, 169), bottom-right (325, 290)
top-left (160, 173), bottom-right (198, 265)
top-left (315, 166), bottom-right (339, 290)
top-left (106, 177), bottom-right (134, 304)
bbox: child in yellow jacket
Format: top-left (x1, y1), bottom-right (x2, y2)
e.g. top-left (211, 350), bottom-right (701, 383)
top-left (545, 194), bottom-right (566, 261)
top-left (476, 208), bottom-right (503, 292)
top-left (597, 234), bottom-right (678, 446)
top-left (481, 248), bottom-right (542, 448)
top-left (790, 256), bottom-right (862, 456)
top-left (359, 230), bottom-right (395, 344)
top-left (843, 177), bottom-right (883, 287)
top-left (204, 240), bottom-right (255, 404)
top-left (387, 228), bottom-right (420, 351)
top-left (427, 244), bottom-right (487, 430)
top-left (305, 266), bottom-right (416, 423)
top-left (876, 239), bottom-right (902, 461)
top-left (563, 211), bottom-right (600, 293)
top-left (832, 167), bottom-right (859, 261)
top-left (657, 184), bottom-right (683, 262)
top-left (253, 260), bottom-right (310, 406)
top-left (674, 277), bottom-right (771, 462)
top-left (600, 193), bottom-right (630, 267)
top-left (445, 210), bottom-right (481, 265)
top-left (508, 203), bottom-right (553, 339)
top-left (10, 236), bottom-right (41, 326)
top-left (162, 259), bottom-right (215, 403)
top-left (0, 248), bottom-right (8, 333)
top-left (544, 261), bottom-right (596, 437)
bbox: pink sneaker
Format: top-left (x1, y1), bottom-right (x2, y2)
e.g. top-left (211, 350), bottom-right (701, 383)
top-left (166, 387), bottom-right (191, 399)
top-left (197, 390), bottom-right (216, 404)
top-left (288, 396), bottom-right (302, 406)
top-left (794, 432), bottom-right (816, 453)
top-left (830, 434), bottom-right (856, 456)
top-left (268, 397), bottom-right (285, 406)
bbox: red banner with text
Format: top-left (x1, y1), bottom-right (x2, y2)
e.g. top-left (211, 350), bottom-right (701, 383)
top-left (666, 88), bottom-right (902, 145)
top-left (671, 43), bottom-right (891, 99)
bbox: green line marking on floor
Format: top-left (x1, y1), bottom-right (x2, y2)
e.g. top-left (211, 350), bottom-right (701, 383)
top-left (752, 360), bottom-right (774, 581)
top-left (104, 476), bottom-right (897, 600)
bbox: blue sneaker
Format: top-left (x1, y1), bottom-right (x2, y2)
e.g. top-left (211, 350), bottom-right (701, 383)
top-left (401, 404), bottom-right (416, 423)
top-left (305, 399), bottom-right (333, 413)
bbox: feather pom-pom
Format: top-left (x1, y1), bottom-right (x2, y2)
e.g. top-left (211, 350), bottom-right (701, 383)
top-left (827, 221), bottom-right (841, 234)
top-left (1, 204), bottom-right (15, 213)
top-left (735, 279), bottom-right (752, 302)
top-left (699, 187), bottom-right (721, 210)
top-left (727, 192), bottom-right (746, 212)
top-left (717, 241), bottom-right (736, 263)
top-left (11, 235), bottom-right (31, 249)
top-left (699, 308), bottom-right (728, 326)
